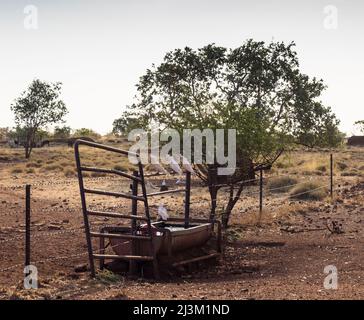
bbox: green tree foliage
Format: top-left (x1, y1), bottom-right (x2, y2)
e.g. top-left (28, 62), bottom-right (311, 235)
top-left (354, 120), bottom-right (364, 134)
top-left (8, 126), bottom-right (50, 147)
top-left (10, 79), bottom-right (68, 158)
top-left (116, 40), bottom-right (342, 227)
top-left (53, 125), bottom-right (71, 139)
top-left (0, 128), bottom-right (10, 141)
top-left (112, 115), bottom-right (142, 136)
top-left (73, 128), bottom-right (101, 139)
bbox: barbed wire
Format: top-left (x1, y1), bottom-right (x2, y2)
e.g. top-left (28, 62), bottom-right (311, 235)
top-left (0, 170), bottom-right (316, 192)
top-left (0, 233), bottom-right (135, 273)
top-left (0, 227), bottom-right (84, 244)
top-left (216, 184), bottom-right (331, 219)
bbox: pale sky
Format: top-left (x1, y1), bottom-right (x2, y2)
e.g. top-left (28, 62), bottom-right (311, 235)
top-left (0, 0), bottom-right (363, 135)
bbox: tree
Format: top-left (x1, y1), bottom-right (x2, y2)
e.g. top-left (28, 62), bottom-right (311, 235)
top-left (11, 79), bottom-right (68, 158)
top-left (54, 125), bottom-right (71, 139)
top-left (0, 128), bottom-right (10, 141)
top-left (112, 114), bottom-right (144, 136)
top-left (73, 128), bottom-right (101, 139)
top-left (117, 40), bottom-right (342, 228)
top-left (354, 120), bottom-right (364, 134)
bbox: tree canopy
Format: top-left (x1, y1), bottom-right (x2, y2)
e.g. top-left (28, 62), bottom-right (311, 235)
top-left (11, 79), bottom-right (68, 158)
top-left (354, 120), bottom-right (364, 134)
top-left (115, 39), bottom-right (342, 227)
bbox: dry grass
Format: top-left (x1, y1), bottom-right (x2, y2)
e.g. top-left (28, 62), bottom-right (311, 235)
top-left (64, 168), bottom-right (76, 177)
top-left (289, 181), bottom-right (327, 201)
top-left (336, 161), bottom-right (348, 171)
top-left (341, 169), bottom-right (362, 177)
top-left (11, 167), bottom-right (23, 174)
top-left (2, 141), bottom-right (135, 178)
top-left (267, 176), bottom-right (298, 193)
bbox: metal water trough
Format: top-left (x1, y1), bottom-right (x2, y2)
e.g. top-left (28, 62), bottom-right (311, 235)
top-left (109, 219), bottom-right (220, 256)
top-left (74, 139), bottom-right (222, 278)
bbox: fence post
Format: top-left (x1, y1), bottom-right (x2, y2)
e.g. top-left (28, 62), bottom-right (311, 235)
top-left (184, 171), bottom-right (191, 229)
top-left (259, 168), bottom-right (263, 215)
top-left (131, 171), bottom-right (139, 233)
top-left (25, 185), bottom-right (31, 269)
top-left (330, 153), bottom-right (333, 199)
top-left (129, 171), bottom-right (139, 275)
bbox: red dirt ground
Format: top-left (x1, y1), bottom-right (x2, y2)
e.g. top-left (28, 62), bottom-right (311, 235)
top-left (0, 172), bottom-right (363, 300)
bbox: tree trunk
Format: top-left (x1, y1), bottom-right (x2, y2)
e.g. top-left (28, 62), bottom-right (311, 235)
top-left (25, 130), bottom-right (34, 159)
top-left (25, 147), bottom-right (32, 159)
top-left (222, 183), bottom-right (244, 228)
top-left (208, 186), bottom-right (218, 221)
top-left (208, 166), bottom-right (219, 221)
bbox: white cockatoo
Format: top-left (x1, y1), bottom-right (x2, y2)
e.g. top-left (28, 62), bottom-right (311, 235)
top-left (157, 204), bottom-right (169, 221)
top-left (150, 154), bottom-right (168, 174)
top-left (180, 154), bottom-right (195, 174)
top-left (164, 154), bottom-right (182, 175)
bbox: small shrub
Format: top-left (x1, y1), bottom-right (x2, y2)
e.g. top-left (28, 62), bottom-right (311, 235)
top-left (336, 162), bottom-right (348, 171)
top-left (358, 165), bottom-right (364, 171)
top-left (91, 171), bottom-right (107, 178)
top-left (302, 170), bottom-right (323, 176)
top-left (26, 168), bottom-right (35, 174)
top-left (96, 270), bottom-right (122, 284)
top-left (26, 162), bottom-right (42, 168)
top-left (276, 162), bottom-right (289, 169)
top-left (113, 164), bottom-right (127, 172)
top-left (64, 168), bottom-right (75, 177)
top-left (43, 164), bottom-right (63, 171)
top-left (341, 170), bottom-right (360, 177)
top-left (267, 176), bottom-right (298, 193)
top-left (290, 182), bottom-right (327, 201)
top-left (11, 167), bottom-right (23, 174)
top-left (316, 165), bottom-right (327, 172)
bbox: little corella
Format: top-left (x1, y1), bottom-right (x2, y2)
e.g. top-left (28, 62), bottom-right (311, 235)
top-left (165, 154), bottom-right (182, 175)
top-left (179, 154), bottom-right (195, 174)
top-left (158, 204), bottom-right (169, 221)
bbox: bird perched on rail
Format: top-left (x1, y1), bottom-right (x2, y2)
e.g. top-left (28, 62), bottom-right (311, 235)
top-left (177, 154), bottom-right (195, 174)
top-left (164, 154), bottom-right (182, 175)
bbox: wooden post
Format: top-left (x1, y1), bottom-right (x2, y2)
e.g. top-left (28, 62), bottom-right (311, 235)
top-left (129, 170), bottom-right (139, 275)
top-left (330, 153), bottom-right (333, 199)
top-left (184, 171), bottom-right (191, 229)
top-left (131, 171), bottom-right (139, 233)
top-left (25, 185), bottom-right (31, 269)
top-left (259, 168), bottom-right (263, 214)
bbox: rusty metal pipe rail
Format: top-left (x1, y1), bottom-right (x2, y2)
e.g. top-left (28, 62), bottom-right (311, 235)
top-left (80, 166), bottom-right (142, 182)
top-left (74, 139), bottom-right (136, 157)
top-left (87, 210), bottom-right (148, 221)
top-left (90, 232), bottom-right (151, 241)
top-left (83, 188), bottom-right (145, 201)
top-left (147, 188), bottom-right (186, 197)
top-left (93, 254), bottom-right (154, 261)
top-left (74, 139), bottom-right (160, 278)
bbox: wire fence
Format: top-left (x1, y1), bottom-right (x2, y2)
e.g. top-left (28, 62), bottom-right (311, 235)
top-left (0, 153), bottom-right (338, 291)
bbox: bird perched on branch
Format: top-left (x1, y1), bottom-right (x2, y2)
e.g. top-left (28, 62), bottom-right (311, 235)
top-left (179, 154), bottom-right (195, 174)
top-left (165, 154), bottom-right (182, 175)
